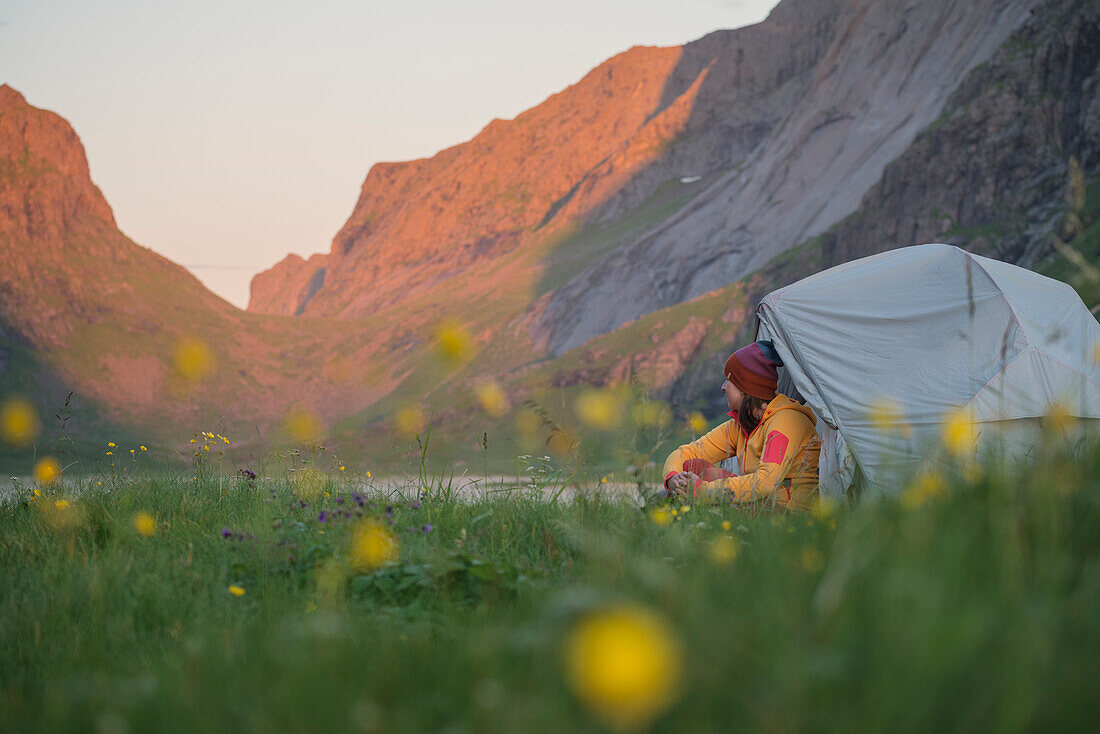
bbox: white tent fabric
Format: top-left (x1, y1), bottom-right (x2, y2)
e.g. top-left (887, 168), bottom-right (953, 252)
top-left (755, 244), bottom-right (1100, 498)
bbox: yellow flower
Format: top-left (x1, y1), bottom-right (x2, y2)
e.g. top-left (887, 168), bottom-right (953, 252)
top-left (721, 520), bottom-right (731, 531)
top-left (133, 511), bottom-right (156, 537)
top-left (800, 546), bottom-right (825, 573)
top-left (286, 406), bottom-right (324, 444)
top-left (339, 465), bottom-right (346, 472)
top-left (670, 508), bottom-right (679, 517)
top-left (901, 472), bottom-right (947, 510)
top-left (564, 605), bottom-right (683, 730)
top-left (173, 337), bottom-right (214, 382)
top-left (33, 487), bottom-right (41, 498)
top-left (140, 445), bottom-right (147, 451)
top-left (601, 476), bottom-right (608, 484)
top-left (1, 397), bottom-right (39, 447)
top-left (34, 457), bottom-right (60, 485)
top-left (433, 319), bottom-right (474, 365)
top-left (575, 389), bottom-right (622, 431)
top-left (228, 585), bottom-right (246, 597)
top-left (475, 381), bottom-right (508, 417)
top-left (54, 499), bottom-right (70, 510)
top-left (709, 535), bottom-right (739, 565)
top-left (350, 519), bottom-right (399, 572)
top-left (687, 411), bottom-right (708, 434)
top-left (1045, 402), bottom-right (1076, 435)
top-left (812, 497), bottom-right (838, 522)
top-left (867, 397), bottom-right (911, 437)
top-left (649, 506), bottom-right (672, 527)
top-left (106, 451), bottom-right (113, 456)
top-left (941, 409), bottom-right (977, 459)
top-left (107, 442), bottom-right (116, 448)
top-left (366, 471), bottom-right (372, 479)
top-left (679, 505), bottom-right (691, 514)
top-left (631, 401), bottom-right (672, 428)
top-left (395, 406), bottom-right (425, 439)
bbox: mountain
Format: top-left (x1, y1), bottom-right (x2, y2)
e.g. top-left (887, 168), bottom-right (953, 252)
top-left (250, 0), bottom-right (1044, 355)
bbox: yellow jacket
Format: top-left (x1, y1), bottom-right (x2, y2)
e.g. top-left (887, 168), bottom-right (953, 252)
top-left (662, 394), bottom-right (821, 509)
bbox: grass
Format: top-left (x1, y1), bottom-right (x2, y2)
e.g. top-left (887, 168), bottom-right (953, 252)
top-left (2, 435), bottom-right (1099, 733)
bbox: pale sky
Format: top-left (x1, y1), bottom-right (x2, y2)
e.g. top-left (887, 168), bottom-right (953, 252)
top-left (2, 0), bottom-right (778, 309)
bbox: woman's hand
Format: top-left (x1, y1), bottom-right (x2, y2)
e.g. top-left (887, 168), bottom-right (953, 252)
top-left (666, 471), bottom-right (699, 497)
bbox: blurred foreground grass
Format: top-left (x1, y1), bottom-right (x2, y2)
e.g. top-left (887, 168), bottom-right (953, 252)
top-left (2, 441), bottom-right (1100, 733)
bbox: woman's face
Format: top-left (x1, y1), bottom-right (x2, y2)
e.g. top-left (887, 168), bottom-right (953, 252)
top-left (722, 378), bottom-right (744, 412)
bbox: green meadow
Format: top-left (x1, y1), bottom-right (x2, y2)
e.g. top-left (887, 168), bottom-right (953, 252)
top-left (2, 432), bottom-right (1099, 733)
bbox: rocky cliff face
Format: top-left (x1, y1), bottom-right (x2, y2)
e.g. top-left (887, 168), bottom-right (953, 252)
top-left (247, 0), bottom-right (848, 316)
top-left (536, 0), bottom-right (1043, 354)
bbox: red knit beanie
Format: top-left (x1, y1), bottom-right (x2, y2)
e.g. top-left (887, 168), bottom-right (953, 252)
top-left (723, 341), bottom-right (780, 401)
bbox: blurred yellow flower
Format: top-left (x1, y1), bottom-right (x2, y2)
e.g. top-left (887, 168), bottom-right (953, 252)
top-left (800, 546), bottom-right (826, 573)
top-left (350, 519), bottom-right (399, 572)
top-left (133, 511), bottom-right (156, 537)
top-left (54, 499), bottom-right (69, 510)
top-left (34, 456), bottom-right (60, 485)
top-left (173, 337), bottom-right (214, 382)
top-left (564, 605), bottom-right (683, 730)
top-left (395, 406), bottom-right (425, 439)
top-left (679, 505), bottom-right (691, 514)
top-left (813, 497), bottom-right (838, 522)
top-left (475, 381), bottom-right (508, 417)
top-left (687, 411), bottom-right (708, 434)
top-left (433, 320), bottom-right (474, 365)
top-left (721, 520), bottom-right (731, 531)
top-left (107, 442), bottom-right (116, 448)
top-left (286, 406), bottom-right (324, 444)
top-left (546, 428), bottom-right (578, 456)
top-left (339, 465), bottom-right (346, 472)
top-left (867, 397), bottom-right (911, 437)
top-left (106, 451), bottom-right (113, 456)
top-left (0, 397), bottom-right (39, 447)
top-left (942, 409), bottom-right (977, 459)
top-left (515, 407), bottom-right (540, 436)
top-left (140, 445), bottom-right (147, 451)
top-left (575, 389), bottom-right (622, 431)
top-left (632, 401), bottom-right (672, 428)
top-left (649, 507), bottom-right (672, 527)
top-left (228, 585), bottom-right (246, 597)
top-left (709, 535), bottom-right (739, 565)
top-left (901, 472), bottom-right (947, 510)
top-left (1045, 402), bottom-right (1077, 434)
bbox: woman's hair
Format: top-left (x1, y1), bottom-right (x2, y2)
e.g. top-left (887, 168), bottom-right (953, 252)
top-left (738, 394), bottom-right (769, 435)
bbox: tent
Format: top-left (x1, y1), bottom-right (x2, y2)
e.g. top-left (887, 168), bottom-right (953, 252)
top-left (754, 244), bottom-right (1100, 498)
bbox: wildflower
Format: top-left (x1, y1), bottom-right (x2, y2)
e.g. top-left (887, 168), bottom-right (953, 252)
top-left (0, 396), bottom-right (39, 446)
top-left (601, 476), bottom-right (608, 484)
top-left (318, 511), bottom-right (329, 523)
top-left (679, 505), bottom-right (691, 514)
top-left (34, 456), bottom-right (60, 485)
top-left (800, 546), bottom-right (826, 573)
top-left (687, 411), bottom-right (708, 434)
top-left (475, 381), bottom-right (508, 417)
top-left (721, 520), bottom-right (731, 531)
top-left (228, 585), bottom-right (246, 597)
top-left (133, 511), bottom-right (156, 537)
top-left (649, 507), bottom-right (672, 527)
top-left (901, 472), bottom-right (947, 510)
top-left (546, 428), bottom-right (578, 456)
top-left (395, 406), bottom-right (425, 439)
top-left (670, 508), bottom-right (678, 517)
top-left (339, 466), bottom-right (345, 472)
top-left (107, 442), bottom-right (116, 448)
top-left (349, 519), bottom-right (399, 571)
top-left (221, 528), bottom-right (233, 538)
top-left (286, 406), bottom-right (323, 444)
top-left (867, 397), bottom-right (911, 437)
top-left (105, 451), bottom-right (113, 456)
top-left (941, 408), bottom-right (976, 459)
top-left (812, 497), bottom-right (838, 522)
top-left (1045, 402), bottom-right (1076, 434)
top-left (575, 389), bottom-right (622, 431)
top-left (422, 524), bottom-right (433, 534)
top-left (709, 535), bottom-right (739, 565)
top-left (366, 471), bottom-right (372, 479)
top-left (432, 320), bottom-right (474, 365)
top-left (632, 401), bottom-right (672, 428)
top-left (173, 337), bottom-right (214, 381)
top-left (55, 499), bottom-right (69, 510)
top-left (140, 445), bottom-right (147, 451)
top-left (564, 605), bottom-right (683, 730)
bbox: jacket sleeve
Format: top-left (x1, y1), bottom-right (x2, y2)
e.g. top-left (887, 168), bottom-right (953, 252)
top-left (698, 410), bottom-right (815, 503)
top-left (661, 421), bottom-right (737, 485)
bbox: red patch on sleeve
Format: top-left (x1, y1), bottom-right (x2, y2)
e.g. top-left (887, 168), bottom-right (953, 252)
top-left (761, 431), bottom-right (789, 464)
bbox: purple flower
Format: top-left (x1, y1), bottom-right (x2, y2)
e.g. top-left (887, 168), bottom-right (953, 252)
top-left (411, 501), bottom-right (420, 511)
top-left (221, 528), bottom-right (232, 538)
top-left (335, 496), bottom-right (344, 505)
top-left (318, 511), bottom-right (329, 523)
top-left (385, 504), bottom-right (393, 518)
top-left (422, 524), bottom-right (433, 534)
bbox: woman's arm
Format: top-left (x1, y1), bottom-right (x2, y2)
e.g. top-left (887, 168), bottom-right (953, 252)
top-left (697, 411), bottom-right (815, 503)
top-left (661, 421), bottom-right (737, 490)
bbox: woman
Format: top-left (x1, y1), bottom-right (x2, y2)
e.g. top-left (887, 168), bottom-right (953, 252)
top-left (663, 341), bottom-right (820, 509)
